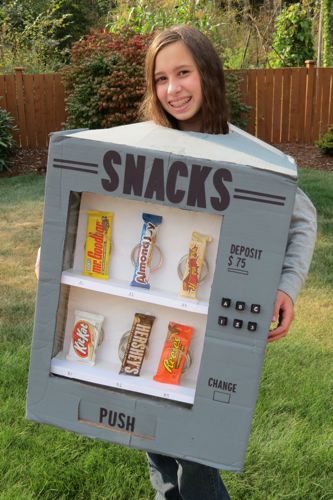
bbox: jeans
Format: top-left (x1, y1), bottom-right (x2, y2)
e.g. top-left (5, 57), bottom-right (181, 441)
top-left (147, 452), bottom-right (231, 500)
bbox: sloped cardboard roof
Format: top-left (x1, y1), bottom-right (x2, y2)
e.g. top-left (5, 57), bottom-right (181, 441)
top-left (56, 121), bottom-right (298, 178)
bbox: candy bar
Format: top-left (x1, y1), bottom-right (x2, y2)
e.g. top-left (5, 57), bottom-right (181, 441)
top-left (119, 313), bottom-right (155, 376)
top-left (83, 210), bottom-right (113, 279)
top-left (153, 322), bottom-right (193, 385)
top-left (66, 310), bottom-right (104, 366)
top-left (131, 213), bottom-right (162, 289)
top-left (180, 231), bottom-right (212, 299)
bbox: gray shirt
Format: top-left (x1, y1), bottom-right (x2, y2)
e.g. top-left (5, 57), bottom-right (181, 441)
top-left (278, 187), bottom-right (317, 302)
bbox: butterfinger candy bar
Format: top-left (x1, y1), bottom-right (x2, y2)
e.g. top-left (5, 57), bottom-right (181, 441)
top-left (131, 213), bottom-right (162, 289)
top-left (66, 310), bottom-right (104, 366)
top-left (83, 210), bottom-right (113, 279)
top-left (180, 231), bottom-right (212, 299)
top-left (153, 322), bottom-right (193, 385)
top-left (120, 313), bottom-right (155, 376)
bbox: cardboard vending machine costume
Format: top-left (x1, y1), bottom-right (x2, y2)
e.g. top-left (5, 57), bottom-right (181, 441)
top-left (27, 122), bottom-right (297, 471)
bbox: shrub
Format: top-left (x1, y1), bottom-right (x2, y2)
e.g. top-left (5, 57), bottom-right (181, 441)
top-left (62, 31), bottom-right (152, 129)
top-left (316, 125), bottom-right (333, 155)
top-left (0, 107), bottom-right (18, 172)
top-left (225, 72), bottom-right (251, 130)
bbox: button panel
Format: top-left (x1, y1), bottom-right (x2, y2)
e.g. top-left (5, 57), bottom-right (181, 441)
top-left (218, 298), bottom-right (262, 333)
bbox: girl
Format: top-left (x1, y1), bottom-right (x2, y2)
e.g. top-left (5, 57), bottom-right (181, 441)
top-left (139, 25), bottom-right (317, 500)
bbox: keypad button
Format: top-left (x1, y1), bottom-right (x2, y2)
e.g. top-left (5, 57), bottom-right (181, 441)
top-left (251, 304), bottom-right (261, 314)
top-left (218, 316), bottom-right (228, 326)
top-left (248, 322), bottom-right (257, 332)
top-left (233, 319), bottom-right (243, 329)
top-left (235, 301), bottom-right (246, 311)
top-left (221, 298), bottom-right (231, 308)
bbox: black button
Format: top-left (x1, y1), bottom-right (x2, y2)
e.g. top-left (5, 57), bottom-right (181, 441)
top-left (218, 316), bottom-right (228, 326)
top-left (236, 301), bottom-right (245, 311)
top-left (248, 322), bottom-right (257, 332)
top-left (251, 304), bottom-right (261, 314)
top-left (233, 319), bottom-right (243, 329)
top-left (221, 298), bottom-right (231, 308)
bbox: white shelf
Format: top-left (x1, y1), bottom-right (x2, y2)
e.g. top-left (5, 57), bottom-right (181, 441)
top-left (51, 353), bottom-right (195, 404)
top-left (61, 269), bottom-right (209, 314)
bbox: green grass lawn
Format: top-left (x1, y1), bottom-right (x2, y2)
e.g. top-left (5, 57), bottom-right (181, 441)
top-left (0, 169), bottom-right (332, 499)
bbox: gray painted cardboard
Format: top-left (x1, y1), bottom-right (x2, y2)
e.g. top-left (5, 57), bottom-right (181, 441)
top-left (27, 122), bottom-right (297, 471)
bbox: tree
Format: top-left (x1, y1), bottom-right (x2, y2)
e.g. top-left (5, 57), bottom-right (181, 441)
top-left (106, 0), bottom-right (225, 54)
top-left (0, 0), bottom-right (109, 72)
top-left (322, 0), bottom-right (332, 66)
top-left (268, 3), bottom-right (314, 67)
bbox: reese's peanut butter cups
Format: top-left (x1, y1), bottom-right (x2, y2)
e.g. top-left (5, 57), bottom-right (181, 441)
top-left (153, 322), bottom-right (193, 385)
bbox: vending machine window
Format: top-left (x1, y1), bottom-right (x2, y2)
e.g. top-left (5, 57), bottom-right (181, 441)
top-left (51, 189), bottom-right (223, 404)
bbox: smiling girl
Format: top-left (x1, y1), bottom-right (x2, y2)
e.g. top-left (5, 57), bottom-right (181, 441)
top-left (141, 25), bottom-right (229, 135)
top-left (139, 25), bottom-right (317, 500)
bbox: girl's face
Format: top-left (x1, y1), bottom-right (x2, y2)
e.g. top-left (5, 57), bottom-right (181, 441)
top-left (154, 41), bottom-right (203, 132)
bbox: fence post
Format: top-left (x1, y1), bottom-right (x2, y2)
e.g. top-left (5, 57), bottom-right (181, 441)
top-left (304, 60), bottom-right (315, 143)
top-left (15, 67), bottom-right (28, 147)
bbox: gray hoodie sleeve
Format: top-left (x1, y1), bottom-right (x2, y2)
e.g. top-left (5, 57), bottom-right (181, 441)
top-left (278, 187), bottom-right (317, 303)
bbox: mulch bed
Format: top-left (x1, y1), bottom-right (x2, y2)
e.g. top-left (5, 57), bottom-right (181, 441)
top-left (1, 143), bottom-right (333, 179)
top-left (2, 148), bottom-right (49, 177)
top-left (274, 143), bottom-right (333, 172)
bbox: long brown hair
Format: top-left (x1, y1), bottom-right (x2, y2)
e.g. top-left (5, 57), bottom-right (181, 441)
top-left (140, 25), bottom-right (229, 134)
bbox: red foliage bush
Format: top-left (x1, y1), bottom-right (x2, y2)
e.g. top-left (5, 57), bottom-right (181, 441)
top-left (62, 30), bottom-right (152, 129)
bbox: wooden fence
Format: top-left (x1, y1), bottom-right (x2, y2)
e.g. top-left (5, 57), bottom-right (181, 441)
top-left (0, 68), bottom-right (66, 148)
top-left (237, 61), bottom-right (333, 144)
top-left (0, 63), bottom-right (333, 147)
